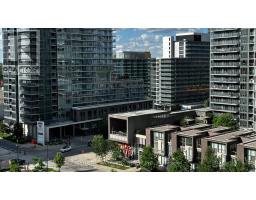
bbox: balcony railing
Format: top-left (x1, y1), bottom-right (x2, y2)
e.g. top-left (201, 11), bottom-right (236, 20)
top-left (109, 131), bottom-right (128, 142)
top-left (211, 47), bottom-right (240, 53)
top-left (211, 40), bottom-right (238, 46)
top-left (211, 55), bottom-right (239, 60)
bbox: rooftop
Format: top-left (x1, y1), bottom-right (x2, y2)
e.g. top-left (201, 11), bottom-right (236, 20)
top-left (150, 124), bottom-right (180, 132)
top-left (177, 129), bottom-right (208, 137)
top-left (110, 109), bottom-right (167, 118)
top-left (207, 126), bottom-right (231, 133)
top-left (72, 99), bottom-right (151, 111)
top-left (207, 130), bottom-right (254, 143)
top-left (180, 124), bottom-right (211, 131)
top-left (243, 139), bottom-right (256, 149)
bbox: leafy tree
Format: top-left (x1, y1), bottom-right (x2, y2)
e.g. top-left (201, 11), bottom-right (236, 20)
top-left (54, 152), bottom-right (65, 172)
top-left (9, 160), bottom-right (21, 172)
top-left (198, 147), bottom-right (220, 172)
top-left (92, 135), bottom-right (109, 161)
top-left (213, 113), bottom-right (237, 130)
top-left (180, 116), bottom-right (194, 126)
top-left (32, 157), bottom-right (46, 172)
top-left (0, 121), bottom-right (10, 134)
top-left (140, 146), bottom-right (158, 171)
top-left (222, 160), bottom-right (251, 172)
top-left (168, 149), bottom-right (191, 172)
top-left (203, 99), bottom-right (209, 108)
top-left (109, 141), bottom-right (124, 161)
top-left (12, 123), bottom-right (23, 140)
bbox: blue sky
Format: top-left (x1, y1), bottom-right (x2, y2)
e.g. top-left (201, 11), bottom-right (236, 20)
top-left (115, 28), bottom-right (208, 57)
top-left (0, 28), bottom-right (208, 62)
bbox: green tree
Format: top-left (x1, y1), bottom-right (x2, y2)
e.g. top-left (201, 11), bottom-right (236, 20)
top-left (198, 147), bottom-right (220, 172)
top-left (0, 121), bottom-right (10, 134)
top-left (222, 160), bottom-right (251, 172)
top-left (110, 142), bottom-right (124, 161)
top-left (54, 152), bottom-right (65, 172)
top-left (203, 99), bottom-right (209, 108)
top-left (12, 123), bottom-right (23, 140)
top-left (140, 146), bottom-right (158, 171)
top-left (168, 149), bottom-right (191, 172)
top-left (213, 113), bottom-right (237, 130)
top-left (32, 157), bottom-right (46, 172)
top-left (92, 135), bottom-right (109, 161)
top-left (9, 160), bottom-right (21, 172)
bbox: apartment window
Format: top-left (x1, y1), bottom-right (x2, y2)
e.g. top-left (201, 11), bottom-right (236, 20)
top-left (247, 149), bottom-right (256, 165)
top-left (211, 142), bottom-right (226, 154)
top-left (154, 132), bottom-right (165, 154)
top-left (179, 137), bottom-right (192, 147)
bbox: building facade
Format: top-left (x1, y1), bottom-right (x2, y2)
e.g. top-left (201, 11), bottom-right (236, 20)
top-left (113, 51), bottom-right (151, 96)
top-left (152, 32), bottom-right (210, 109)
top-left (210, 28), bottom-right (256, 130)
top-left (2, 28), bottom-right (151, 140)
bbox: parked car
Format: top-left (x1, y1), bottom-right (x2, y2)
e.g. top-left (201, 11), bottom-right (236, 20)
top-left (60, 145), bottom-right (72, 153)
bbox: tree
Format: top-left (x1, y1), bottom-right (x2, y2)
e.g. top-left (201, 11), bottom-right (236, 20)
top-left (92, 135), bottom-right (109, 161)
top-left (222, 160), bottom-right (251, 172)
top-left (12, 123), bottom-right (23, 140)
top-left (203, 99), bottom-right (209, 108)
top-left (198, 147), bottom-right (220, 172)
top-left (213, 113), bottom-right (237, 130)
top-left (180, 116), bottom-right (194, 126)
top-left (139, 146), bottom-right (158, 171)
top-left (32, 157), bottom-right (46, 172)
top-left (168, 149), bottom-right (191, 172)
top-left (0, 121), bottom-right (10, 134)
top-left (54, 152), bottom-right (65, 172)
top-left (109, 142), bottom-right (124, 161)
top-left (9, 160), bottom-right (21, 172)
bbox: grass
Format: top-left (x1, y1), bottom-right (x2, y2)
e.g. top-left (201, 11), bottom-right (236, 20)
top-left (98, 161), bottom-right (130, 170)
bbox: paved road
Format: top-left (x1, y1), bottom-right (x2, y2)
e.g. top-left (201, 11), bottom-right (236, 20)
top-left (0, 139), bottom-right (19, 152)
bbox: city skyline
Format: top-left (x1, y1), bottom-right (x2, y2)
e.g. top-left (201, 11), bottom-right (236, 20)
top-left (0, 28), bottom-right (208, 62)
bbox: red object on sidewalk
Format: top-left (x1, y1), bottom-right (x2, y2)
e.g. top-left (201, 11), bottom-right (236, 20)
top-left (31, 139), bottom-right (37, 144)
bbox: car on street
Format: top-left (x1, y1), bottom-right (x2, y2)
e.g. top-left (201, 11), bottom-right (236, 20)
top-left (60, 145), bottom-right (72, 153)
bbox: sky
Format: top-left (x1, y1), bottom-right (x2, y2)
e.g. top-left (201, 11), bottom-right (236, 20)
top-left (0, 28), bottom-right (208, 62)
top-left (115, 28), bottom-right (208, 58)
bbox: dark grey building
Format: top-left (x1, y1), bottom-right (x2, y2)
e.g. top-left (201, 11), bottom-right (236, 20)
top-left (152, 32), bottom-right (210, 109)
top-left (210, 28), bottom-right (256, 130)
top-left (2, 28), bottom-right (152, 140)
top-left (113, 51), bottom-right (151, 96)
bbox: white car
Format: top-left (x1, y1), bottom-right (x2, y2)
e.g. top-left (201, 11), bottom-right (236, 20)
top-left (60, 145), bottom-right (72, 153)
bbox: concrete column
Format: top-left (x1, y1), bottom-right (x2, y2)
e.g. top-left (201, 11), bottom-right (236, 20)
top-left (237, 144), bottom-right (245, 163)
top-left (73, 125), bottom-right (75, 137)
top-left (201, 138), bottom-right (208, 162)
top-left (171, 133), bottom-right (178, 154)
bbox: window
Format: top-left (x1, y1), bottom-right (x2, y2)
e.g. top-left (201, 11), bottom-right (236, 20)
top-left (211, 142), bottom-right (226, 154)
top-left (247, 149), bottom-right (256, 168)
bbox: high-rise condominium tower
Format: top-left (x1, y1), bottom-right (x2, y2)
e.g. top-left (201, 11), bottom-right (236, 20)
top-left (210, 28), bottom-right (256, 130)
top-left (152, 32), bottom-right (210, 110)
top-left (2, 28), bottom-right (151, 140)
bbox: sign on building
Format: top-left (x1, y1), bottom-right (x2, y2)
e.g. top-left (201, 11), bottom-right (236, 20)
top-left (37, 121), bottom-right (45, 145)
